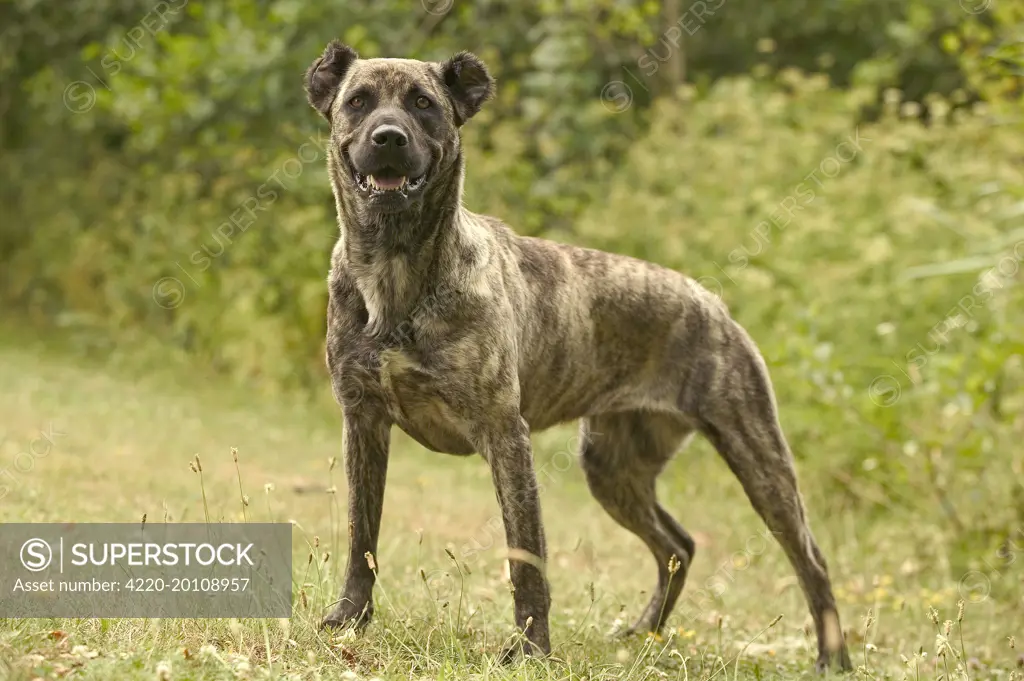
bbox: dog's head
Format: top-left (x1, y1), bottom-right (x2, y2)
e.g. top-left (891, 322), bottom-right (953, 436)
top-left (305, 42), bottom-right (494, 215)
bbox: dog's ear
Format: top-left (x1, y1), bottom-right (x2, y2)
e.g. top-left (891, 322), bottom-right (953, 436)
top-left (440, 51), bottom-right (495, 126)
top-left (305, 41), bottom-right (358, 120)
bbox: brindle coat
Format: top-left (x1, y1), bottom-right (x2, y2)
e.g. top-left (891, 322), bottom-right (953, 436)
top-left (305, 41), bottom-right (852, 672)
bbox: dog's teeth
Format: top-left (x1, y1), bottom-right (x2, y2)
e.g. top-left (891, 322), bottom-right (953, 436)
top-left (368, 175), bottom-right (407, 191)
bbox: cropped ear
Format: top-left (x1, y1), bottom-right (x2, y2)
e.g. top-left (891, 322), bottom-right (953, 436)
top-left (305, 41), bottom-right (358, 119)
top-left (440, 51), bottom-right (495, 126)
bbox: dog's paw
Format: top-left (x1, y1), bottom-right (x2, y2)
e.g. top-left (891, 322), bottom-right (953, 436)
top-left (320, 600), bottom-right (373, 632)
top-left (498, 637), bottom-right (550, 664)
top-left (814, 647), bottom-right (853, 674)
top-left (498, 641), bottom-right (522, 666)
top-left (616, 619), bottom-right (658, 640)
top-left (614, 626), bottom-right (641, 640)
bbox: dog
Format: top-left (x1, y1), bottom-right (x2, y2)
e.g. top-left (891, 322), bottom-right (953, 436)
top-left (305, 41), bottom-right (852, 672)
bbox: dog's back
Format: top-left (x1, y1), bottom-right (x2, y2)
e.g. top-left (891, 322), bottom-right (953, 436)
top-left (465, 213), bottom-right (732, 431)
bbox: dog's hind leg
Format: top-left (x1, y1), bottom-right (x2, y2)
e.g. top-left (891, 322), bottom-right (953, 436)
top-left (679, 320), bottom-right (852, 672)
top-left (578, 412), bottom-right (695, 634)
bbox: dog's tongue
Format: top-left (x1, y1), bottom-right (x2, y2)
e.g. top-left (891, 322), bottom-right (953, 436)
top-left (371, 175), bottom-right (405, 190)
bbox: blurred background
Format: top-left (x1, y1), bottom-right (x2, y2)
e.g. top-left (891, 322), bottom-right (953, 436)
top-left (1, 0), bottom-right (1023, 591)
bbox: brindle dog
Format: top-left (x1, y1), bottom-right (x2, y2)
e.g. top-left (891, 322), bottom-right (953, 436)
top-left (305, 41), bottom-right (852, 672)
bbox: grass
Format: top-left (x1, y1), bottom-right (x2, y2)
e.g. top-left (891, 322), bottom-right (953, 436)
top-left (0, 321), bottom-right (1021, 680)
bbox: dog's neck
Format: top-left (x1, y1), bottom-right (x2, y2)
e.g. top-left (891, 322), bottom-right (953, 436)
top-left (331, 155), bottom-right (467, 338)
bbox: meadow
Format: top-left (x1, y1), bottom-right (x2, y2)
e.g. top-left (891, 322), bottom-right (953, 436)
top-left (2, 1), bottom-right (1023, 678)
top-left (0, 318), bottom-right (1020, 680)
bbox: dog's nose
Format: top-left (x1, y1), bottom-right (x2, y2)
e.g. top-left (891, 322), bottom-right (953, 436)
top-left (371, 124), bottom-right (408, 148)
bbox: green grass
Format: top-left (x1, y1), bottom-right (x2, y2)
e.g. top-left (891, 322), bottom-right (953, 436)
top-left (0, 322), bottom-right (1020, 680)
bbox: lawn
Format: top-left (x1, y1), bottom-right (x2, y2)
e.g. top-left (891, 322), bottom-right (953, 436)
top-left (0, 324), bottom-right (1020, 680)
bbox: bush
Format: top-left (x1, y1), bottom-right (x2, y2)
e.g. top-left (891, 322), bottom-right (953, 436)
top-left (574, 67), bottom-right (1024, 565)
top-left (2, 0), bottom-right (1022, 572)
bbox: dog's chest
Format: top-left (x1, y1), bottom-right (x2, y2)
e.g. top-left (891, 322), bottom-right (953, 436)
top-left (377, 347), bottom-right (476, 455)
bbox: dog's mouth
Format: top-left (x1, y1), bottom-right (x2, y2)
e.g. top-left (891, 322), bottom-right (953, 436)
top-left (345, 153), bottom-right (429, 200)
top-left (354, 168), bottom-right (428, 196)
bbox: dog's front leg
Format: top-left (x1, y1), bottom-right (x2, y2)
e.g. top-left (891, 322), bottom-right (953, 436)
top-left (479, 414), bottom-right (552, 658)
top-left (321, 406), bottom-right (391, 631)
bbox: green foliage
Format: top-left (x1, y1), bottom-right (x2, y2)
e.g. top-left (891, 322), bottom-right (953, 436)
top-left (574, 66), bottom-right (1024, 546)
top-left (2, 0), bottom-right (1022, 560)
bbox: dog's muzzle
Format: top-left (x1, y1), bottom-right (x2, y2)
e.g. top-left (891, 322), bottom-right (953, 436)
top-left (346, 123), bottom-right (431, 206)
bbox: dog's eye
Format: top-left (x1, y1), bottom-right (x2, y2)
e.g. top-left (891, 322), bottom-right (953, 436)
top-left (415, 96), bottom-right (432, 110)
top-left (348, 96), bottom-right (365, 110)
